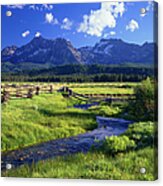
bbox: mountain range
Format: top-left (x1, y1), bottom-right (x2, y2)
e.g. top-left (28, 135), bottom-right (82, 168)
top-left (1, 36), bottom-right (157, 72)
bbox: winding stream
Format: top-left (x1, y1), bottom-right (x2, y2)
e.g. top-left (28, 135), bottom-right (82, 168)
top-left (1, 104), bottom-right (133, 171)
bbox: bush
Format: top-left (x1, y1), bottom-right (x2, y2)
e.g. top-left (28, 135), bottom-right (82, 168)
top-left (97, 122), bottom-right (156, 155)
top-left (124, 122), bottom-right (156, 149)
top-left (89, 105), bottom-right (121, 117)
top-left (127, 77), bottom-right (157, 121)
top-left (101, 136), bottom-right (135, 155)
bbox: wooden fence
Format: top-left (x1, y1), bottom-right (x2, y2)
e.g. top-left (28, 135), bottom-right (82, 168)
top-left (1, 84), bottom-right (135, 104)
top-left (58, 86), bottom-right (135, 103)
top-left (1, 84), bottom-right (54, 103)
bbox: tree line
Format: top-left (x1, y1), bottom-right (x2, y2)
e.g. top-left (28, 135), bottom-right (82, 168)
top-left (2, 64), bottom-right (156, 82)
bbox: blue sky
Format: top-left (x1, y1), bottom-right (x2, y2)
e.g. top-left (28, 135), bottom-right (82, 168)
top-left (1, 1), bottom-right (157, 49)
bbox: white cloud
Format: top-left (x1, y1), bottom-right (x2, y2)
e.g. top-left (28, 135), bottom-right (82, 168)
top-left (126, 19), bottom-right (139, 32)
top-left (29, 5), bottom-right (39, 11)
top-left (140, 13), bottom-right (146, 17)
top-left (103, 33), bottom-right (109, 38)
top-left (35, 32), bottom-right (41, 37)
top-left (42, 4), bottom-right (53, 11)
top-left (45, 13), bottom-right (53, 23)
top-left (29, 4), bottom-right (53, 11)
top-left (77, 2), bottom-right (125, 37)
top-left (146, 1), bottom-right (154, 11)
top-left (115, 3), bottom-right (125, 17)
top-left (22, 30), bottom-right (30, 38)
top-left (110, 31), bottom-right (116, 36)
top-left (61, 18), bottom-right (73, 30)
top-left (103, 31), bottom-right (116, 38)
top-left (7, 4), bottom-right (25, 9)
top-left (45, 13), bottom-right (58, 25)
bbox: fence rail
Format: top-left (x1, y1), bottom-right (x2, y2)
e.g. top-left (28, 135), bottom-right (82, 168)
top-left (1, 84), bottom-right (135, 104)
top-left (58, 86), bottom-right (135, 103)
top-left (1, 84), bottom-right (54, 103)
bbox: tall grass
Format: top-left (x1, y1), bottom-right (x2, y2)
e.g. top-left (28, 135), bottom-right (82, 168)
top-left (1, 82), bottom-right (157, 180)
top-left (2, 93), bottom-right (97, 152)
top-left (2, 147), bottom-right (156, 181)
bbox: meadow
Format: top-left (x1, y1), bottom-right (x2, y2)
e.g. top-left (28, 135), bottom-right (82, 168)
top-left (2, 93), bottom-right (97, 152)
top-left (1, 81), bottom-right (157, 180)
top-left (2, 147), bottom-right (156, 180)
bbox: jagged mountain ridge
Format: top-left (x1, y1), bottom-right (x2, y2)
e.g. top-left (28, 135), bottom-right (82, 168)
top-left (1, 45), bottom-right (18, 62)
top-left (79, 39), bottom-right (156, 64)
top-left (2, 36), bottom-right (82, 65)
top-left (2, 36), bottom-right (156, 68)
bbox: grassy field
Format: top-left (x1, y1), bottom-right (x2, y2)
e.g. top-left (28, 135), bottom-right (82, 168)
top-left (71, 87), bottom-right (133, 94)
top-left (2, 147), bottom-right (155, 180)
top-left (1, 81), bottom-right (157, 180)
top-left (1, 82), bottom-right (140, 87)
top-left (68, 82), bottom-right (136, 94)
top-left (1, 82), bottom-right (137, 94)
top-left (2, 90), bottom-right (124, 152)
top-left (2, 121), bottom-right (157, 180)
top-left (2, 93), bottom-right (98, 152)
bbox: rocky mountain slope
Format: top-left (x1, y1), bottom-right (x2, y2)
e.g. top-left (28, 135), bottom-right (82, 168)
top-left (1, 36), bottom-right (157, 72)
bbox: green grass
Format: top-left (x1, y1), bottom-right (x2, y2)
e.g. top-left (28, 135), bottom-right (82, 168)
top-left (1, 82), bottom-right (157, 180)
top-left (2, 147), bottom-right (156, 180)
top-left (67, 82), bottom-right (137, 95)
top-left (71, 87), bottom-right (133, 94)
top-left (2, 91), bottom-right (124, 152)
top-left (2, 119), bottom-right (157, 180)
top-left (1, 82), bottom-right (137, 94)
top-left (2, 93), bottom-right (97, 152)
top-left (67, 82), bottom-right (139, 87)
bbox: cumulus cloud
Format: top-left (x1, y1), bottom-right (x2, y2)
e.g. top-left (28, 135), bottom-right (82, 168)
top-left (77, 2), bottom-right (125, 37)
top-left (22, 30), bottom-right (30, 38)
top-left (35, 32), bottom-right (41, 37)
top-left (61, 18), bottom-right (73, 30)
top-left (126, 19), bottom-right (139, 32)
top-left (7, 4), bottom-right (25, 9)
top-left (45, 13), bottom-right (58, 24)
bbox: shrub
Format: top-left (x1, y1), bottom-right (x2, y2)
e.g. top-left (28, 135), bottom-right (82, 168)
top-left (124, 122), bottom-right (156, 149)
top-left (89, 105), bottom-right (121, 117)
top-left (98, 122), bottom-right (156, 156)
top-left (101, 136), bottom-right (135, 155)
top-left (127, 77), bottom-right (157, 121)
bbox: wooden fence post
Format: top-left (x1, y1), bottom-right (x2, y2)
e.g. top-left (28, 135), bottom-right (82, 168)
top-left (27, 89), bottom-right (33, 98)
top-left (49, 85), bottom-right (53, 94)
top-left (16, 89), bottom-right (21, 97)
top-left (35, 86), bottom-right (40, 95)
top-left (68, 89), bottom-right (73, 96)
top-left (63, 86), bottom-right (66, 92)
top-left (1, 91), bottom-right (10, 103)
top-left (63, 86), bottom-right (69, 93)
